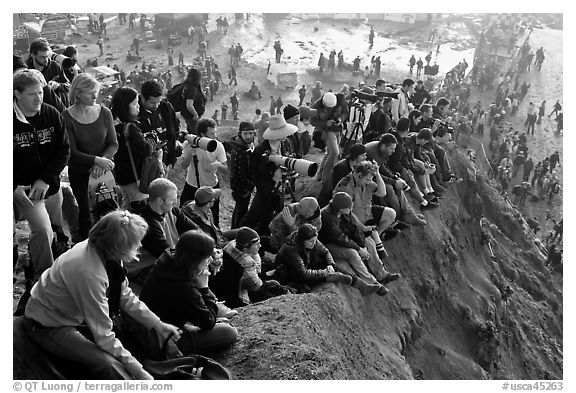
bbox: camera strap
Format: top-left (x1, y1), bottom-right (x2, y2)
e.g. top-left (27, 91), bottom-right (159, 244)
top-left (124, 124), bottom-right (140, 185)
top-left (192, 153), bottom-right (201, 188)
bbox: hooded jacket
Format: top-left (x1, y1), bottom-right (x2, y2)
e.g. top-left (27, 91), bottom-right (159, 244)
top-left (229, 135), bottom-right (254, 194)
top-left (275, 232), bottom-right (334, 284)
top-left (140, 250), bottom-right (217, 329)
top-left (319, 204), bottom-right (364, 251)
top-left (13, 102), bottom-right (70, 197)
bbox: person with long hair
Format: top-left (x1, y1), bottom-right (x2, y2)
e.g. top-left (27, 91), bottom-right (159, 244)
top-left (110, 86), bottom-right (155, 208)
top-left (181, 67), bottom-right (207, 134)
top-left (275, 223), bottom-right (353, 287)
top-left (140, 230), bottom-right (238, 355)
top-left (22, 210), bottom-right (181, 380)
top-left (408, 108), bottom-right (422, 133)
top-left (62, 73), bottom-right (118, 240)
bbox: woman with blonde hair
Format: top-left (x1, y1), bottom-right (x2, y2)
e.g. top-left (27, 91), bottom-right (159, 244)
top-left (62, 72), bottom-right (118, 240)
top-left (22, 210), bottom-right (181, 379)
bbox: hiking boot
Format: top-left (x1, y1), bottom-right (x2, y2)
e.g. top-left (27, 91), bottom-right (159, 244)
top-left (423, 193), bottom-right (439, 203)
top-left (379, 273), bottom-right (401, 285)
top-left (216, 302), bottom-right (238, 319)
top-left (351, 278), bottom-right (381, 296)
top-left (376, 285), bottom-right (390, 297)
top-left (392, 220), bottom-right (411, 230)
top-left (381, 228), bottom-right (401, 241)
top-left (421, 201), bottom-right (440, 210)
top-left (326, 272), bottom-right (353, 285)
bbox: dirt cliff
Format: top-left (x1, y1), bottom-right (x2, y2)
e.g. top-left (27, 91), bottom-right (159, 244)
top-left (211, 147), bottom-right (563, 380)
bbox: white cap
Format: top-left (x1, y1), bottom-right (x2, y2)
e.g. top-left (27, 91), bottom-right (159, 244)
top-left (322, 92), bottom-right (337, 108)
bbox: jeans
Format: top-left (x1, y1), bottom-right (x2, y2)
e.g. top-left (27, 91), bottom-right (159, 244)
top-left (14, 189), bottom-right (63, 282)
top-left (60, 183), bottom-right (80, 242)
top-left (324, 244), bottom-right (378, 284)
top-left (22, 317), bottom-right (133, 379)
top-left (176, 322), bottom-right (238, 356)
top-left (231, 190), bottom-right (251, 229)
top-left (68, 171), bottom-right (92, 240)
top-left (239, 188), bottom-right (281, 235)
top-left (317, 131), bottom-right (340, 183)
top-left (180, 182), bottom-right (220, 227)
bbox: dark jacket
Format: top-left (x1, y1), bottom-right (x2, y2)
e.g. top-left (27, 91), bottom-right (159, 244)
top-left (275, 232), bottom-right (334, 284)
top-left (113, 122), bottom-right (154, 185)
top-left (131, 203), bottom-right (199, 259)
top-left (42, 86), bottom-right (66, 113)
top-left (229, 135), bottom-right (254, 194)
top-left (250, 140), bottom-right (278, 192)
top-left (136, 99), bottom-right (181, 167)
top-left (364, 141), bottom-right (397, 185)
top-left (310, 93), bottom-right (349, 130)
top-left (332, 158), bottom-right (353, 189)
top-left (411, 86), bottom-right (431, 107)
top-left (13, 102), bottom-right (70, 196)
top-left (319, 204), bottom-right (364, 251)
top-left (389, 130), bottom-right (415, 173)
top-left (140, 250), bottom-right (217, 329)
top-left (25, 57), bottom-right (62, 83)
top-left (181, 201), bottom-right (229, 247)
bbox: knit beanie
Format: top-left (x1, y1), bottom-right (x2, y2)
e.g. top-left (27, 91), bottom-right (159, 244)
top-left (330, 192), bottom-right (353, 210)
top-left (236, 227), bottom-right (260, 249)
top-left (283, 104), bottom-right (300, 120)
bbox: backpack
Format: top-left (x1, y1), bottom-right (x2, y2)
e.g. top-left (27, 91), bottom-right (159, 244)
top-left (166, 82), bottom-right (187, 112)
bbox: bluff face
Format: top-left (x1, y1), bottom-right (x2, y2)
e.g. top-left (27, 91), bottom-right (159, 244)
top-left (217, 149), bottom-right (563, 380)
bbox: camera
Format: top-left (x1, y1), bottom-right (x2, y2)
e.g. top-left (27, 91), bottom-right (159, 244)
top-left (184, 134), bottom-right (217, 152)
top-left (267, 154), bottom-right (318, 177)
top-left (143, 131), bottom-right (168, 150)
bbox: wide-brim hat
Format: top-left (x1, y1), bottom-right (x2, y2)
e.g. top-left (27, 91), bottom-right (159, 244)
top-left (263, 114), bottom-right (298, 141)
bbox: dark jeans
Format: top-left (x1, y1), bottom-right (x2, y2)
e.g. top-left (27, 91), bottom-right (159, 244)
top-left (22, 317), bottom-right (133, 379)
top-left (239, 188), bottom-right (282, 235)
top-left (180, 182), bottom-right (220, 227)
top-left (68, 171), bottom-right (92, 241)
top-left (176, 322), bottom-right (237, 356)
top-left (231, 190), bottom-right (252, 229)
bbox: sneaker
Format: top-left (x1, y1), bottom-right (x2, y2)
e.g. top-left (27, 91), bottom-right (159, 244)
top-left (376, 285), bottom-right (390, 297)
top-left (216, 302), bottom-right (238, 319)
top-left (446, 174), bottom-right (463, 184)
top-left (379, 273), bottom-right (401, 285)
top-left (352, 278), bottom-right (381, 296)
top-left (415, 213), bottom-right (426, 220)
top-left (326, 272), bottom-right (353, 285)
top-left (423, 193), bottom-right (439, 203)
top-left (421, 201), bottom-right (440, 210)
top-left (432, 191), bottom-right (446, 199)
top-left (382, 228), bottom-right (401, 241)
top-left (392, 220), bottom-right (411, 230)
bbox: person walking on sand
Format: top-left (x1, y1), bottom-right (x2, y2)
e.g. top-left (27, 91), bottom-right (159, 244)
top-left (97, 36), bottom-right (103, 56)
